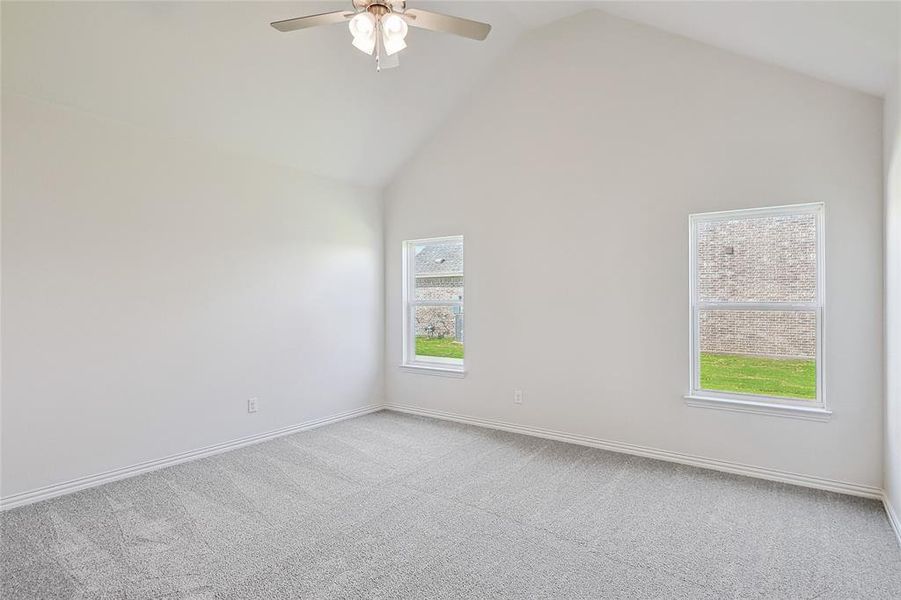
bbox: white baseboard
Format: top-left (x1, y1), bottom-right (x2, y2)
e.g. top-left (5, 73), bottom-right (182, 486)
top-left (5, 401), bottom-right (891, 522)
top-left (885, 494), bottom-right (901, 549)
top-left (0, 404), bottom-right (385, 511)
top-left (385, 403), bottom-right (884, 500)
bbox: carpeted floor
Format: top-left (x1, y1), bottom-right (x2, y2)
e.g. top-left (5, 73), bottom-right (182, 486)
top-left (1, 411), bottom-right (900, 599)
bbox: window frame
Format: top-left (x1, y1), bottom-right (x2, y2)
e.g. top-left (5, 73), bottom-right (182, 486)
top-left (401, 235), bottom-right (465, 377)
top-left (686, 203), bottom-right (830, 420)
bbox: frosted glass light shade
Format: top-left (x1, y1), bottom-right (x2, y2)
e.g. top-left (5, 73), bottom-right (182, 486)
top-left (381, 13), bottom-right (408, 56)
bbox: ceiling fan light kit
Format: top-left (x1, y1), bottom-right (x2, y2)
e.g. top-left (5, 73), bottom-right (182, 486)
top-left (271, 0), bottom-right (491, 71)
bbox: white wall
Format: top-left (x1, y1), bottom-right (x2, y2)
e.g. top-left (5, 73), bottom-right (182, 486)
top-left (384, 11), bottom-right (885, 489)
top-left (1, 94), bottom-right (384, 499)
top-left (885, 19), bottom-right (901, 528)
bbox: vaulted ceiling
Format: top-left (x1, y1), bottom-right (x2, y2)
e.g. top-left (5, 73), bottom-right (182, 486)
top-left (3, 1), bottom-right (898, 187)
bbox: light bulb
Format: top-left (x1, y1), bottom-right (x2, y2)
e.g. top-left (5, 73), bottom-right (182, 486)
top-left (382, 13), bottom-right (407, 37)
top-left (381, 13), bottom-right (408, 56)
top-left (349, 12), bottom-right (375, 38)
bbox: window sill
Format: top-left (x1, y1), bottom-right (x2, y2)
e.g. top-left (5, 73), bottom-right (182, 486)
top-left (399, 364), bottom-right (466, 378)
top-left (684, 395), bottom-right (832, 422)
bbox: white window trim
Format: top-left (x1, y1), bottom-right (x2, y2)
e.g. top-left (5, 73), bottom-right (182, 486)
top-left (686, 203), bottom-right (830, 421)
top-left (401, 235), bottom-right (466, 376)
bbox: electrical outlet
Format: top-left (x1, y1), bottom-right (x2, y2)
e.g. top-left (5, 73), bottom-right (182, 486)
top-left (247, 397), bottom-right (258, 413)
top-left (513, 390), bottom-right (523, 404)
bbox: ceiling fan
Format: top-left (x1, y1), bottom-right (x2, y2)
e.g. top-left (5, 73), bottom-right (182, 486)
top-left (271, 1), bottom-right (492, 71)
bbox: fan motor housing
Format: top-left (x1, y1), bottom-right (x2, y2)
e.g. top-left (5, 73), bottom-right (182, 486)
top-left (353, 0), bottom-right (405, 13)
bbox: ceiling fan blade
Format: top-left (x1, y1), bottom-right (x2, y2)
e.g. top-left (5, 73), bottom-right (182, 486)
top-left (403, 8), bottom-right (491, 41)
top-left (271, 11), bottom-right (352, 32)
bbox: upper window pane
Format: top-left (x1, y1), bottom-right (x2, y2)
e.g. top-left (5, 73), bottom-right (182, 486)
top-left (697, 213), bottom-right (816, 303)
top-left (414, 240), bottom-right (464, 301)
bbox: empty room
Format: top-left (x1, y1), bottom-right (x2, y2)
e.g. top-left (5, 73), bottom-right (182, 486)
top-left (2, 0), bottom-right (900, 598)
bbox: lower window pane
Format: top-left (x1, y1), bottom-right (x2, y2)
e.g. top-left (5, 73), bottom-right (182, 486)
top-left (698, 309), bottom-right (816, 400)
top-left (414, 305), bottom-right (464, 363)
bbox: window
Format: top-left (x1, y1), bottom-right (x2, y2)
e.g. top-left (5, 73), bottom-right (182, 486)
top-left (687, 204), bottom-right (829, 420)
top-left (402, 236), bottom-right (464, 376)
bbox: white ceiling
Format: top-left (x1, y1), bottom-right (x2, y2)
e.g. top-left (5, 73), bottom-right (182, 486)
top-left (3, 2), bottom-right (898, 187)
top-left (595, 1), bottom-right (899, 99)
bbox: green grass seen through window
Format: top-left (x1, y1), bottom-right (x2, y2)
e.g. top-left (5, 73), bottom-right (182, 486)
top-left (416, 336), bottom-right (464, 360)
top-left (700, 353), bottom-right (815, 400)
top-left (412, 343), bottom-right (812, 399)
